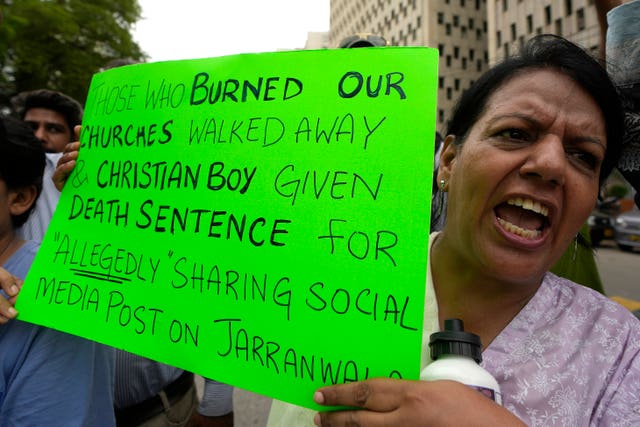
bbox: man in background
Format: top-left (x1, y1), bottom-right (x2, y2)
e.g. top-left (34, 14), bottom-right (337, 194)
top-left (11, 88), bottom-right (82, 240)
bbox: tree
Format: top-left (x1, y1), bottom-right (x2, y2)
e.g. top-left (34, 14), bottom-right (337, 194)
top-left (0, 0), bottom-right (147, 109)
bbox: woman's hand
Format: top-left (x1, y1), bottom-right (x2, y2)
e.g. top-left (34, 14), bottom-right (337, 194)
top-left (313, 378), bottom-right (526, 427)
top-left (0, 267), bottom-right (22, 324)
top-left (53, 125), bottom-right (81, 191)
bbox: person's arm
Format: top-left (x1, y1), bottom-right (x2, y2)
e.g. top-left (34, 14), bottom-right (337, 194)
top-left (313, 378), bottom-right (526, 427)
top-left (186, 378), bottom-right (234, 427)
top-left (3, 324), bottom-right (115, 425)
top-left (0, 267), bottom-right (21, 323)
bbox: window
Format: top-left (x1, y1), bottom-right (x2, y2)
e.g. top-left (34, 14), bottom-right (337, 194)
top-left (468, 17), bottom-right (474, 29)
top-left (439, 77), bottom-right (444, 89)
top-left (446, 23), bottom-right (451, 35)
top-left (447, 87), bottom-right (452, 100)
top-left (454, 78), bottom-right (460, 90)
top-left (469, 48), bottom-right (475, 60)
top-left (453, 15), bottom-right (459, 27)
top-left (454, 46), bottom-right (459, 58)
top-left (527, 14), bottom-right (533, 33)
top-left (511, 23), bottom-right (516, 41)
top-left (438, 43), bottom-right (445, 56)
top-left (497, 30), bottom-right (502, 47)
top-left (545, 6), bottom-right (552, 25)
top-left (577, 8), bottom-right (585, 30)
top-left (462, 58), bottom-right (467, 69)
top-left (565, 0), bottom-right (573, 15)
top-left (503, 0), bottom-right (508, 12)
top-left (438, 12), bottom-right (444, 24)
top-left (555, 18), bottom-right (562, 35)
top-left (446, 55), bottom-right (452, 66)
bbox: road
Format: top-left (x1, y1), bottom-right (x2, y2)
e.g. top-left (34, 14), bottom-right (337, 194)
top-left (595, 242), bottom-right (640, 300)
top-left (206, 242), bottom-right (640, 427)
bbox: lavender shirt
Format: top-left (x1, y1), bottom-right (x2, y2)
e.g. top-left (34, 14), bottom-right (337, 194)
top-left (483, 273), bottom-right (640, 426)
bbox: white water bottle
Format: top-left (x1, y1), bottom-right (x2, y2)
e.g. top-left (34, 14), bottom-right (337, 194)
top-left (420, 318), bottom-right (502, 404)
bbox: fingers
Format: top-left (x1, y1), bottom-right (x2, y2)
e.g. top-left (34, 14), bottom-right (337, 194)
top-left (314, 378), bottom-right (402, 412)
top-left (0, 298), bottom-right (18, 324)
top-left (59, 141), bottom-right (80, 162)
top-left (314, 408), bottom-right (393, 427)
top-left (0, 268), bottom-right (21, 323)
top-left (0, 267), bottom-right (21, 297)
top-left (53, 141), bottom-right (80, 191)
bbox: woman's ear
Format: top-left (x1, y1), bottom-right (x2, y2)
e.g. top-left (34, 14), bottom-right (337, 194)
top-left (8, 185), bottom-right (38, 217)
top-left (437, 135), bottom-right (458, 186)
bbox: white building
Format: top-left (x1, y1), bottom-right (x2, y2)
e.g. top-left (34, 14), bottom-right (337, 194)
top-left (329, 0), bottom-right (601, 130)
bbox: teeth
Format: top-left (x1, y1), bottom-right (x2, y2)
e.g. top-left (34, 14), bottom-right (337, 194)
top-left (498, 218), bottom-right (542, 239)
top-left (507, 198), bottom-right (549, 217)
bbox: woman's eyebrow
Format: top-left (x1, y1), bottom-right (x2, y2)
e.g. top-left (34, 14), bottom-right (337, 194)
top-left (570, 135), bottom-right (606, 150)
top-left (485, 113), bottom-right (540, 128)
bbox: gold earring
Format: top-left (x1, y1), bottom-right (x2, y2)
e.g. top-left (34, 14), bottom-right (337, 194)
top-left (440, 179), bottom-right (446, 191)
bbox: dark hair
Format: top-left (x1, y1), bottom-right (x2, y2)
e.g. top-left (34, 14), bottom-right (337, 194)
top-left (338, 33), bottom-right (389, 48)
top-left (446, 34), bottom-right (624, 185)
top-left (12, 89), bottom-right (83, 134)
top-left (0, 116), bottom-right (46, 228)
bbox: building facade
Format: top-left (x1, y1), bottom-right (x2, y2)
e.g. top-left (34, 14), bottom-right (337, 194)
top-left (329, 0), bottom-right (601, 131)
top-left (488, 0), bottom-right (601, 63)
top-left (330, 0), bottom-right (488, 132)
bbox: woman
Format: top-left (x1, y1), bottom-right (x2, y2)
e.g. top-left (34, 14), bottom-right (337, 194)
top-left (310, 35), bottom-right (640, 426)
top-left (0, 116), bottom-right (116, 425)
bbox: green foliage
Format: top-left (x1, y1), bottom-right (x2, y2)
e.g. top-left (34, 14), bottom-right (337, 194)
top-left (0, 0), bottom-right (147, 109)
top-left (607, 183), bottom-right (629, 199)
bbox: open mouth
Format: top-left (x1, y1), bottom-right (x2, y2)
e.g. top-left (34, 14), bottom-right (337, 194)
top-left (495, 197), bottom-right (550, 240)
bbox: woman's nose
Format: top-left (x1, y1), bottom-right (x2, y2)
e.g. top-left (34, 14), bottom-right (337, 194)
top-left (519, 135), bottom-right (566, 186)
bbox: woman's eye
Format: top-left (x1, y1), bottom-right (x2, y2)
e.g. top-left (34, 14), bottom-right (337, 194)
top-left (567, 149), bottom-right (599, 170)
top-left (496, 128), bottom-right (530, 141)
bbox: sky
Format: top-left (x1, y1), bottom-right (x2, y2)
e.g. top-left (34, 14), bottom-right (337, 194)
top-left (132, 0), bottom-right (330, 63)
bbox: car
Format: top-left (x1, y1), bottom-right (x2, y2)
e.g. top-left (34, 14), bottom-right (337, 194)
top-left (613, 209), bottom-right (640, 252)
top-left (587, 197), bottom-right (620, 246)
top-left (588, 210), bottom-right (616, 246)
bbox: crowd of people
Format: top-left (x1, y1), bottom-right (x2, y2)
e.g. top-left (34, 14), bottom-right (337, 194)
top-left (0, 66), bottom-right (235, 427)
top-left (1, 0), bottom-right (640, 426)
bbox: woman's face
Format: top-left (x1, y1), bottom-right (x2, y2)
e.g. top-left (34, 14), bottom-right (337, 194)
top-left (439, 68), bottom-right (606, 286)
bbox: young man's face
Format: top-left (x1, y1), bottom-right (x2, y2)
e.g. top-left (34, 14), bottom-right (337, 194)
top-left (23, 108), bottom-right (72, 153)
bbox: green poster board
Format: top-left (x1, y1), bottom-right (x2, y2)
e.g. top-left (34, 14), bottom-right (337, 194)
top-left (16, 47), bottom-right (438, 410)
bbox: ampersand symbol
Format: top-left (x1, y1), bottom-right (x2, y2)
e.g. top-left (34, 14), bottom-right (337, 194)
top-left (71, 160), bottom-right (89, 189)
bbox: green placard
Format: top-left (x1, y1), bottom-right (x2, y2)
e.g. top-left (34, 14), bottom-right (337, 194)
top-left (16, 47), bottom-right (438, 410)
